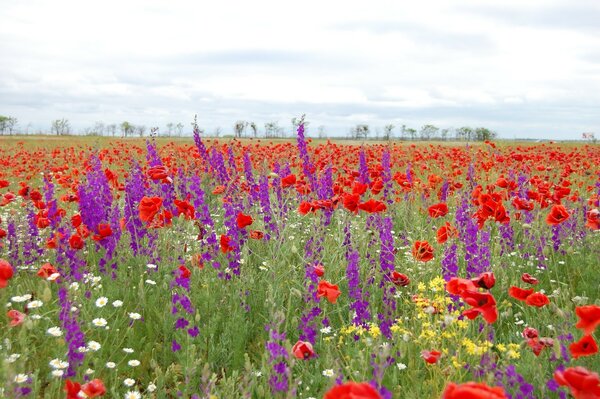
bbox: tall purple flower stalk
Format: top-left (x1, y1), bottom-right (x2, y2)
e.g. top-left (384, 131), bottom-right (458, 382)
top-left (58, 286), bottom-right (86, 377)
top-left (377, 215), bottom-right (396, 339)
top-left (265, 315), bottom-right (290, 394)
top-left (295, 118), bottom-right (318, 194)
top-left (345, 223), bottom-right (371, 327)
top-left (123, 160), bottom-right (147, 256)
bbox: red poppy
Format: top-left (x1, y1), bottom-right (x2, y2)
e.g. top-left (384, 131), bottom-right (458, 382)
top-left (0, 259), bottom-right (14, 288)
top-left (37, 263), bottom-right (58, 278)
top-left (358, 199), bottom-right (387, 213)
top-left (585, 209), bottom-right (599, 230)
top-left (292, 340), bottom-right (315, 360)
top-left (249, 230), bottom-right (264, 240)
top-left (554, 366), bottom-right (600, 399)
top-left (148, 165), bottom-right (171, 182)
top-left (575, 305), bottom-right (600, 335)
top-left (525, 292), bottom-right (550, 307)
top-left (472, 272), bottom-right (495, 290)
top-left (174, 199), bottom-right (196, 220)
top-left (521, 273), bottom-right (539, 285)
top-left (236, 212), bottom-right (253, 228)
top-left (436, 222), bottom-right (458, 244)
top-left (570, 335), bottom-right (598, 359)
top-left (64, 380), bottom-right (81, 399)
top-left (442, 382), bottom-right (507, 399)
top-left (313, 264), bottom-right (325, 277)
top-left (522, 327), bottom-right (539, 339)
top-left (92, 223), bottom-right (113, 241)
top-left (352, 181), bottom-right (368, 196)
top-left (139, 196), bottom-right (163, 223)
top-left (460, 290), bottom-right (498, 324)
top-left (7, 309), bottom-right (25, 327)
top-left (178, 265), bottom-right (191, 279)
top-left (343, 193), bottom-right (360, 213)
top-left (220, 234), bottom-right (234, 253)
top-left (428, 203), bottom-right (449, 218)
top-left (390, 271), bottom-right (410, 287)
top-left (324, 382), bottom-right (382, 399)
top-left (508, 286), bottom-right (534, 301)
top-left (80, 378), bottom-right (106, 398)
top-left (421, 349), bottom-right (442, 364)
top-left (446, 278), bottom-right (477, 296)
top-left (71, 214), bottom-right (82, 228)
top-left (527, 337), bottom-right (554, 356)
top-left (281, 174), bottom-right (297, 188)
top-left (412, 240), bottom-right (434, 262)
top-left (298, 201), bottom-right (315, 215)
top-left (69, 234), bottom-right (84, 250)
top-left (317, 280), bottom-right (341, 304)
top-left (546, 204), bottom-right (570, 225)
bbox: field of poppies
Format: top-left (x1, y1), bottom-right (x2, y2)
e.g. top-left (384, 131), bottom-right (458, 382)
top-left (0, 125), bottom-right (599, 399)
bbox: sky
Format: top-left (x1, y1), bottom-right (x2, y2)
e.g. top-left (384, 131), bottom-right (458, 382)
top-left (1, 0), bottom-right (599, 140)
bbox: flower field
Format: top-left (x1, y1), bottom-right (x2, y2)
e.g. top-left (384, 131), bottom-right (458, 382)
top-left (0, 126), bottom-right (599, 398)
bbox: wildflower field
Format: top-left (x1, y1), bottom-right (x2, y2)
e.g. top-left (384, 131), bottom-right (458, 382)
top-left (0, 126), bottom-right (599, 399)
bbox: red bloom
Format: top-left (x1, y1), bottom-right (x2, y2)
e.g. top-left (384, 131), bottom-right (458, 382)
top-left (37, 263), bottom-right (58, 278)
top-left (442, 382), bottom-right (507, 399)
top-left (69, 234), bottom-right (84, 250)
top-left (575, 305), bottom-right (600, 335)
top-left (436, 222), bottom-right (458, 244)
top-left (92, 223), bottom-right (112, 241)
top-left (546, 204), bottom-right (570, 225)
top-left (174, 199), bottom-right (196, 220)
top-left (281, 174), bottom-right (297, 188)
top-left (236, 212), bottom-right (253, 228)
top-left (220, 234), bottom-right (234, 253)
top-left (7, 309), bottom-right (25, 327)
top-left (508, 286), bottom-right (534, 301)
top-left (460, 290), bottom-right (498, 324)
top-left (352, 181), bottom-right (368, 196)
top-left (0, 259), bottom-right (14, 288)
top-left (64, 380), bottom-right (81, 399)
top-left (428, 202), bottom-right (449, 218)
top-left (80, 378), bottom-right (106, 398)
top-left (139, 196), bottom-right (163, 223)
top-left (472, 272), bottom-right (495, 290)
top-left (521, 273), bottom-right (539, 285)
top-left (71, 214), bottom-right (82, 228)
top-left (412, 240), bottom-right (434, 262)
top-left (525, 292), bottom-right (550, 307)
top-left (343, 193), bottom-right (360, 213)
top-left (522, 327), bottom-right (539, 339)
top-left (313, 264), bottom-right (325, 277)
top-left (390, 271), bottom-right (410, 287)
top-left (446, 278), bottom-right (477, 296)
top-left (324, 382), bottom-right (382, 399)
top-left (317, 280), bottom-right (341, 304)
top-left (148, 165), bottom-right (171, 183)
top-left (249, 230), bottom-right (264, 240)
top-left (586, 209), bottom-right (599, 230)
top-left (570, 335), bottom-right (598, 359)
top-left (298, 201), bottom-right (315, 215)
top-left (292, 340), bottom-right (315, 360)
top-left (358, 199), bottom-right (387, 213)
top-left (554, 366), bottom-right (600, 399)
top-left (178, 265), bottom-right (191, 279)
top-left (421, 349), bottom-right (442, 364)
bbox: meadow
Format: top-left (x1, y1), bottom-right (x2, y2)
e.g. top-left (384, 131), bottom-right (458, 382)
top-left (0, 127), bottom-right (599, 399)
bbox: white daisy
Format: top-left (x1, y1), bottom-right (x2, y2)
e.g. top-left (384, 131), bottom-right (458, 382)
top-left (92, 318), bottom-right (107, 327)
top-left (124, 391), bottom-right (141, 399)
top-left (95, 297), bottom-right (108, 307)
top-left (14, 374), bottom-right (28, 383)
top-left (106, 362), bottom-right (116, 369)
top-left (112, 300), bottom-right (123, 307)
top-left (47, 327), bottom-right (63, 337)
top-left (124, 378), bottom-right (135, 387)
top-left (128, 359), bottom-right (140, 367)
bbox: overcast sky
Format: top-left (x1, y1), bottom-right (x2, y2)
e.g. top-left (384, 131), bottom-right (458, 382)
top-left (1, 0), bottom-right (599, 139)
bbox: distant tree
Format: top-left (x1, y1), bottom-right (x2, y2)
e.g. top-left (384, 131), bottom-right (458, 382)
top-left (0, 115), bottom-right (8, 135)
top-left (176, 123), bottom-right (184, 136)
top-left (2, 116), bottom-right (18, 135)
top-left (106, 123), bottom-right (117, 137)
top-left (406, 128), bottom-right (417, 140)
top-left (317, 125), bottom-right (326, 139)
top-left (150, 127), bottom-right (159, 138)
top-left (120, 121), bottom-right (133, 137)
top-left (441, 128), bottom-right (450, 141)
top-left (419, 124), bottom-right (439, 141)
top-left (383, 124), bottom-right (395, 141)
top-left (474, 127), bottom-right (496, 141)
top-left (351, 124), bottom-right (370, 140)
top-left (92, 121), bottom-right (105, 136)
top-left (249, 122), bottom-right (258, 138)
top-left (213, 127), bottom-right (222, 137)
top-left (52, 118), bottom-right (71, 135)
top-left (136, 125), bottom-right (146, 137)
top-left (234, 121), bottom-right (247, 138)
top-left (264, 121), bottom-right (281, 138)
top-left (166, 123), bottom-right (174, 137)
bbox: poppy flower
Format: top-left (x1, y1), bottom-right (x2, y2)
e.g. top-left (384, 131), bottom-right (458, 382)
top-left (358, 199), bottom-right (387, 213)
top-left (178, 265), bottom-right (191, 279)
top-left (554, 366), bottom-right (600, 399)
top-left (148, 165), bottom-right (171, 182)
top-left (525, 292), bottom-right (550, 308)
top-left (570, 335), bottom-right (598, 359)
top-left (428, 203), bottom-right (449, 218)
top-left (236, 212), bottom-right (253, 228)
top-left (80, 378), bottom-right (106, 398)
top-left (7, 309), bottom-right (25, 327)
top-left (522, 327), bottom-right (539, 339)
top-left (281, 174), bottom-right (297, 188)
top-left (249, 230), bottom-right (264, 240)
top-left (546, 204), bottom-right (570, 225)
top-left (342, 194), bottom-right (360, 213)
top-left (585, 209), bottom-right (599, 230)
top-left (298, 201), bottom-right (315, 215)
top-left (472, 272), bottom-right (495, 290)
top-left (412, 240), bottom-right (434, 262)
top-left (575, 305), bottom-right (600, 335)
top-left (139, 196), bottom-right (163, 223)
top-left (0, 259), bottom-right (14, 288)
top-left (292, 340), bottom-right (315, 360)
top-left (436, 222), bottom-right (458, 244)
top-left (421, 349), bottom-right (442, 364)
top-left (174, 199), bottom-right (196, 220)
top-left (71, 214), bottom-right (82, 228)
top-left (220, 234), bottom-right (234, 253)
top-left (460, 290), bottom-right (498, 324)
top-left (442, 382), bottom-right (507, 399)
top-left (313, 264), bottom-right (325, 277)
top-left (92, 223), bottom-right (113, 241)
top-left (521, 273), bottom-right (539, 285)
top-left (37, 263), bottom-right (58, 278)
top-left (69, 234), bottom-right (84, 250)
top-left (324, 381), bottom-right (382, 399)
top-left (317, 280), bottom-right (341, 304)
top-left (508, 286), bottom-right (534, 301)
top-left (446, 278), bottom-right (477, 296)
top-left (527, 337), bottom-right (554, 356)
top-left (64, 380), bottom-right (81, 399)
top-left (390, 271), bottom-right (410, 287)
